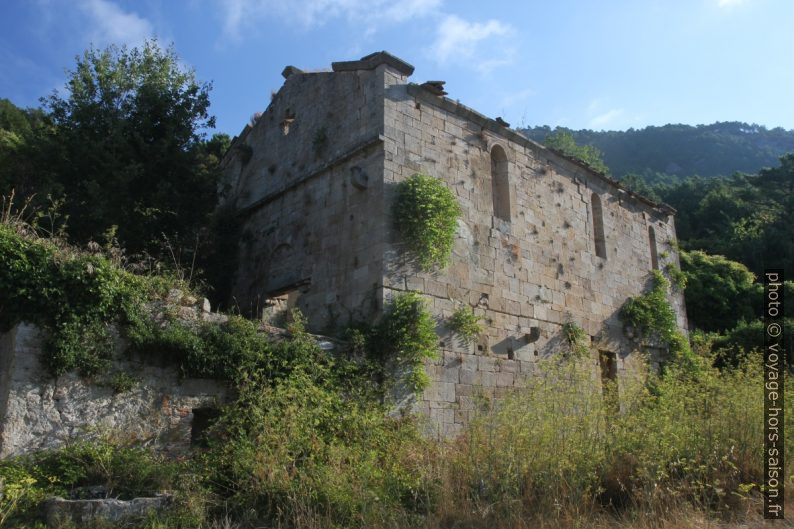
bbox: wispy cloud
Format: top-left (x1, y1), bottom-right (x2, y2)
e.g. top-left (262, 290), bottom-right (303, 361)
top-left (588, 108), bottom-right (624, 129)
top-left (78, 0), bottom-right (154, 48)
top-left (717, 0), bottom-right (749, 6)
top-left (219, 0), bottom-right (442, 39)
top-left (586, 98), bottom-right (626, 129)
top-left (430, 14), bottom-right (514, 73)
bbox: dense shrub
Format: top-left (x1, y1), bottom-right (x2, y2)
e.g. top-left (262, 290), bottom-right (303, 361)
top-left (392, 173), bottom-right (460, 270)
top-left (0, 223), bottom-right (168, 376)
top-left (371, 291), bottom-right (439, 392)
top-left (620, 270), bottom-right (691, 361)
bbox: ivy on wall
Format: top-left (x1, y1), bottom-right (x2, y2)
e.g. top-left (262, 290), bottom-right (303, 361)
top-left (619, 271), bottom-right (691, 362)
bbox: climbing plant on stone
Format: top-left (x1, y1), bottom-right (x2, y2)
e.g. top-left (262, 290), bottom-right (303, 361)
top-left (619, 271), bottom-right (692, 364)
top-left (392, 173), bottom-right (461, 271)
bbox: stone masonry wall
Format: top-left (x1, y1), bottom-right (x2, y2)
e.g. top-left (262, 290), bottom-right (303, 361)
top-left (0, 300), bottom-right (230, 457)
top-left (224, 64), bottom-right (401, 328)
top-left (381, 77), bottom-right (687, 437)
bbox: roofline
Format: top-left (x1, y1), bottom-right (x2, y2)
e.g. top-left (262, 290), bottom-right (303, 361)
top-left (405, 83), bottom-right (675, 216)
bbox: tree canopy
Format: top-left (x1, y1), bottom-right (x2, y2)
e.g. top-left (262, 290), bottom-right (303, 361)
top-left (542, 130), bottom-right (609, 174)
top-left (523, 122), bottom-right (794, 179)
top-left (0, 41), bottom-right (229, 258)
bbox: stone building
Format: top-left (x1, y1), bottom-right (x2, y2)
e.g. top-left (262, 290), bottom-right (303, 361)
top-left (219, 51), bottom-right (688, 436)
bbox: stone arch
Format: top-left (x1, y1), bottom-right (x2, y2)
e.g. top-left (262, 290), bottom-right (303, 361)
top-left (491, 144), bottom-right (510, 222)
top-left (591, 193), bottom-right (607, 259)
top-left (648, 226), bottom-right (659, 270)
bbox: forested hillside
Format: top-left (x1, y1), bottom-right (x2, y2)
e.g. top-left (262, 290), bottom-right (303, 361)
top-left (522, 122), bottom-right (794, 179)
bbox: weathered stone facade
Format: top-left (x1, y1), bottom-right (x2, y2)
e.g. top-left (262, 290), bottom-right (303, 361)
top-left (221, 51), bottom-right (688, 437)
top-left (0, 301), bottom-right (229, 457)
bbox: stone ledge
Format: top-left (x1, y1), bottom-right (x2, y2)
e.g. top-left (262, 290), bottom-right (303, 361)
top-left (45, 495), bottom-right (171, 527)
top-left (332, 51), bottom-right (414, 76)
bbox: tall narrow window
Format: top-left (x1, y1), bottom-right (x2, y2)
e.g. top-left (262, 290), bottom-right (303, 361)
top-left (491, 145), bottom-right (510, 222)
top-left (591, 193), bottom-right (606, 258)
top-left (648, 226), bottom-right (659, 270)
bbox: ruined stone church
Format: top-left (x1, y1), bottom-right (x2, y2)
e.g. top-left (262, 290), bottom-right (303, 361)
top-left (219, 51), bottom-right (688, 436)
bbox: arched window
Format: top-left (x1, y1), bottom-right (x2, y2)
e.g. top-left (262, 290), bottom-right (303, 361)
top-left (491, 145), bottom-right (510, 222)
top-left (591, 193), bottom-right (607, 258)
top-left (648, 226), bottom-right (659, 270)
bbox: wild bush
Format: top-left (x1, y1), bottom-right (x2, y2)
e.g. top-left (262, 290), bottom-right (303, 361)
top-left (447, 306), bottom-right (483, 344)
top-left (620, 270), bottom-right (691, 363)
top-left (392, 173), bottom-right (460, 271)
top-left (371, 291), bottom-right (439, 392)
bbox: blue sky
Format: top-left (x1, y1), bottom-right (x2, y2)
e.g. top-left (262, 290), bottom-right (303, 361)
top-left (1, 0), bottom-right (793, 137)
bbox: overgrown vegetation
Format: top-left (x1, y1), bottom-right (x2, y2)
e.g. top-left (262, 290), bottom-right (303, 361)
top-left (0, 218), bottom-right (166, 377)
top-left (619, 271), bottom-right (691, 361)
top-left (543, 130), bottom-right (609, 174)
top-left (370, 291), bottom-right (439, 392)
top-left (447, 306), bottom-right (483, 343)
top-left (393, 173), bottom-right (461, 271)
top-left (664, 263), bottom-right (687, 290)
top-left (561, 320), bottom-right (589, 357)
top-left (2, 354), bottom-right (788, 528)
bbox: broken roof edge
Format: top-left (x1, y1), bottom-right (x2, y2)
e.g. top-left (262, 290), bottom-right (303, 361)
top-left (332, 51), bottom-right (414, 76)
top-left (405, 83), bottom-right (675, 217)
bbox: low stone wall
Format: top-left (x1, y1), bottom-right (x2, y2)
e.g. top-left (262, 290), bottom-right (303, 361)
top-left (0, 314), bottom-right (231, 457)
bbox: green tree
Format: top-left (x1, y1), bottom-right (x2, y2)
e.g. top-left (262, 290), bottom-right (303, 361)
top-left (40, 40), bottom-right (219, 256)
top-left (543, 130), bottom-right (609, 174)
top-left (680, 250), bottom-right (757, 332)
top-left (0, 99), bottom-right (53, 200)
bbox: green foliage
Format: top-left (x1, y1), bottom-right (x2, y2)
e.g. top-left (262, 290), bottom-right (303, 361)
top-left (127, 313), bottom-right (329, 384)
top-left (106, 371), bottom-right (139, 394)
top-left (643, 157), bottom-right (794, 279)
top-left (393, 173), bottom-right (461, 271)
top-left (620, 271), bottom-right (691, 361)
top-left (0, 439), bottom-right (191, 527)
top-left (0, 41), bottom-right (223, 265)
top-left (447, 306), bottom-right (482, 343)
top-left (202, 369), bottom-right (430, 527)
top-left (0, 222), bottom-right (162, 376)
top-left (522, 122), bottom-right (794, 180)
top-left (543, 130), bottom-right (609, 174)
top-left (710, 318), bottom-right (794, 369)
top-left (6, 346), bottom-right (791, 527)
top-left (373, 292), bottom-right (439, 392)
top-left (679, 250), bottom-right (756, 332)
top-left (664, 263), bottom-right (687, 290)
top-left (561, 321), bottom-right (589, 357)
top-left (0, 99), bottom-right (51, 201)
top-left (0, 464), bottom-right (41, 527)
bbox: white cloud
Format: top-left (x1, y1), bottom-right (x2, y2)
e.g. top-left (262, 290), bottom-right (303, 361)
top-left (430, 14), bottom-right (512, 68)
top-left (219, 0), bottom-right (442, 39)
top-left (588, 108), bottom-right (624, 129)
top-left (717, 0), bottom-right (748, 6)
top-left (78, 0), bottom-right (154, 48)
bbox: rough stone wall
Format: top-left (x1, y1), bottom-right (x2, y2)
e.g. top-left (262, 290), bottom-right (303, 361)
top-left (0, 320), bottom-right (229, 457)
top-left (381, 79), bottom-right (687, 437)
top-left (223, 65), bottom-right (400, 329)
top-left (222, 53), bottom-right (689, 437)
